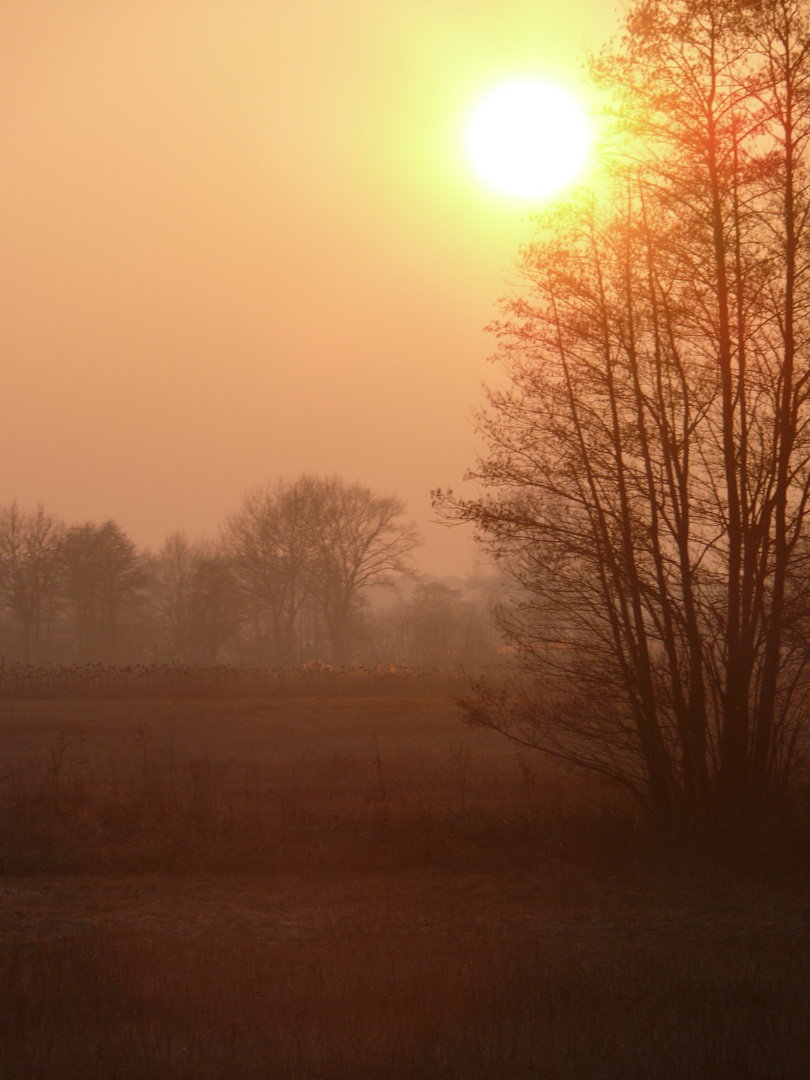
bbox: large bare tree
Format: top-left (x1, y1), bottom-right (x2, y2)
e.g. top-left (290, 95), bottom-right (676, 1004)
top-left (438, 0), bottom-right (810, 832)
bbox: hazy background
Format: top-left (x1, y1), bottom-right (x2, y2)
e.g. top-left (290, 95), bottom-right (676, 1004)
top-left (1, 0), bottom-right (619, 575)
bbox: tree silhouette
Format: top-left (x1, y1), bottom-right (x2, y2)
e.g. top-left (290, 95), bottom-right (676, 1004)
top-left (223, 478), bottom-right (321, 664)
top-left (150, 533), bottom-right (237, 663)
top-left (223, 476), bottom-right (421, 664)
top-left (438, 0), bottom-right (810, 832)
top-left (306, 476), bottom-right (422, 664)
top-left (0, 503), bottom-right (63, 661)
top-left (62, 521), bottom-right (146, 662)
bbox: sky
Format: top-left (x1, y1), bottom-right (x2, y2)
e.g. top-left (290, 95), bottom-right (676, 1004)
top-left (1, 0), bottom-right (620, 576)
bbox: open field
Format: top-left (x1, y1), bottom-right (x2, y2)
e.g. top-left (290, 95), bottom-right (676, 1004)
top-left (3, 695), bottom-right (810, 1079)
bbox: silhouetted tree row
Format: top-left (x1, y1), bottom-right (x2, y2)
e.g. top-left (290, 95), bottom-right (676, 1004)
top-left (0, 478), bottom-right (500, 668)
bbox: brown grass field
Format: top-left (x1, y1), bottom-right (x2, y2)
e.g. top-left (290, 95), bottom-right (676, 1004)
top-left (3, 693), bottom-right (810, 1079)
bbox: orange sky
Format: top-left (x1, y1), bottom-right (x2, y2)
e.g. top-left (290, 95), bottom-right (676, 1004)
top-left (1, 0), bottom-right (618, 576)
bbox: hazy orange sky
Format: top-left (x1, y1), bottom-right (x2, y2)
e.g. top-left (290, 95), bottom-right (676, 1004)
top-left (1, 0), bottom-right (619, 576)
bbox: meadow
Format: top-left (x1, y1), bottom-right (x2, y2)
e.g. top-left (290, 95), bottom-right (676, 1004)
top-left (3, 680), bottom-right (810, 1079)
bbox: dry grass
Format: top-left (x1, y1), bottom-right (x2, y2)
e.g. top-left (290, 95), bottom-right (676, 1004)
top-left (2, 697), bottom-right (810, 1079)
top-left (0, 662), bottom-right (472, 701)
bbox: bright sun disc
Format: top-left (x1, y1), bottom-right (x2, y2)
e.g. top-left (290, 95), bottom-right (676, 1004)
top-left (468, 81), bottom-right (589, 198)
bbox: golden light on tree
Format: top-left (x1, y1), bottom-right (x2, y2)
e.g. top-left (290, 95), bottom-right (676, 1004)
top-left (440, 0), bottom-right (810, 838)
top-left (467, 80), bottom-right (589, 198)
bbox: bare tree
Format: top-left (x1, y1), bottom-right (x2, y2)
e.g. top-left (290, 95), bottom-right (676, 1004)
top-left (438, 0), bottom-right (810, 833)
top-left (61, 521), bottom-right (147, 662)
top-left (185, 544), bottom-right (240, 663)
top-left (0, 503), bottom-right (64, 661)
top-left (150, 533), bottom-right (238, 662)
top-left (223, 476), bottom-right (422, 664)
top-left (305, 476), bottom-right (422, 663)
top-left (222, 478), bottom-right (320, 664)
top-left (148, 532), bottom-right (197, 661)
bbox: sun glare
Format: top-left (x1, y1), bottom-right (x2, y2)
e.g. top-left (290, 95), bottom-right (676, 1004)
top-left (468, 81), bottom-right (589, 198)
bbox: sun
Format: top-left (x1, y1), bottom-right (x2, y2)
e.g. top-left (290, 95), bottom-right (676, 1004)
top-left (468, 81), bottom-right (589, 198)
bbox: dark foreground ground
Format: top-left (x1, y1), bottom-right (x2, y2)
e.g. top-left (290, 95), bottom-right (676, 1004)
top-left (2, 696), bottom-right (810, 1079)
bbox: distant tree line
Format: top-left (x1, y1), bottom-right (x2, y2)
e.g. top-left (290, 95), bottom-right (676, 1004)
top-left (0, 477), bottom-right (501, 668)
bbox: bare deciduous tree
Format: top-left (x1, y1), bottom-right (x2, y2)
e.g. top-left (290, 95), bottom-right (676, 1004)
top-left (222, 478), bottom-right (320, 664)
top-left (437, 0), bottom-right (810, 833)
top-left (150, 533), bottom-right (238, 662)
top-left (0, 503), bottom-right (64, 661)
top-left (306, 476), bottom-right (422, 663)
top-left (62, 521), bottom-right (147, 662)
top-left (223, 476), bottom-right (422, 664)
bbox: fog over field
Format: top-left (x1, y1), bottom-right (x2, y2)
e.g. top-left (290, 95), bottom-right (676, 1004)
top-left (9, 3), bottom-right (810, 1078)
top-left (0, 0), bottom-right (616, 577)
